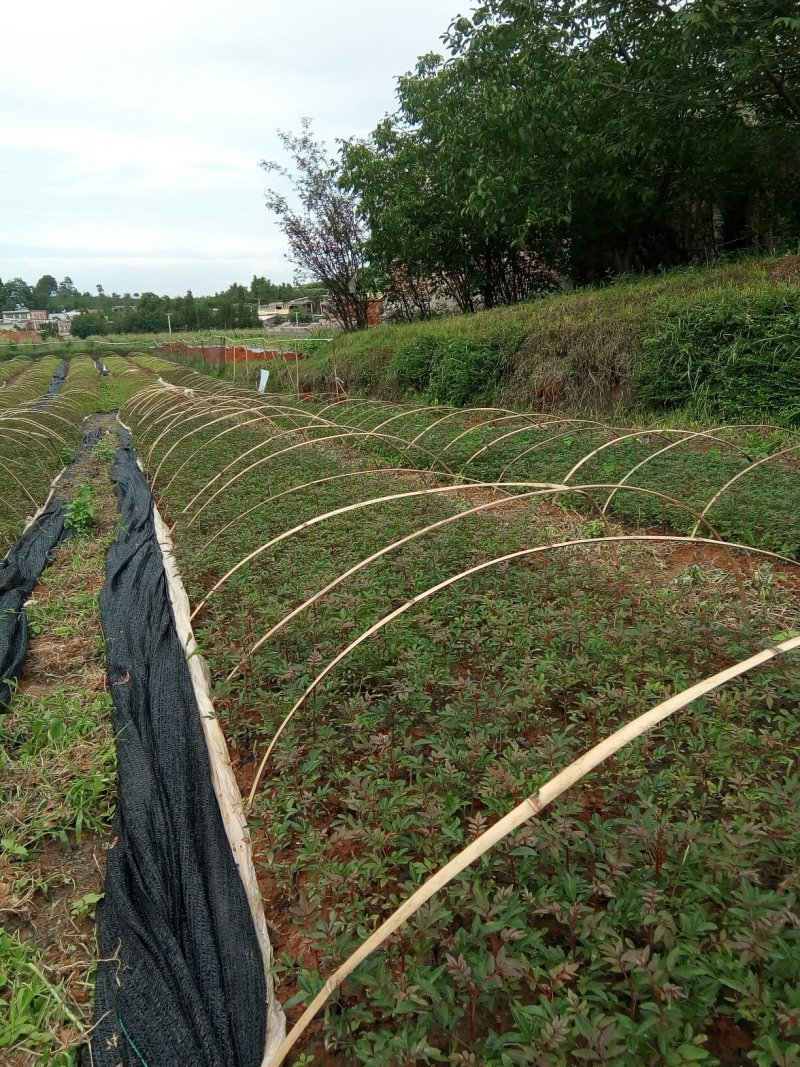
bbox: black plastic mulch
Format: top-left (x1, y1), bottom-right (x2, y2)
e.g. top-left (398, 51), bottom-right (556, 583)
top-left (0, 498), bottom-right (67, 708)
top-left (90, 429), bottom-right (267, 1067)
top-left (33, 359), bottom-right (67, 408)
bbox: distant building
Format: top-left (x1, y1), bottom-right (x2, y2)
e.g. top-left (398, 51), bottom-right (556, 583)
top-left (46, 311), bottom-right (74, 336)
top-left (1, 305), bottom-right (43, 330)
top-left (257, 297), bottom-right (321, 324)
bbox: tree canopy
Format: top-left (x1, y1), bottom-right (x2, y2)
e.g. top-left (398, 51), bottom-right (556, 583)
top-left (340, 0), bottom-right (800, 312)
top-left (261, 120), bottom-right (371, 330)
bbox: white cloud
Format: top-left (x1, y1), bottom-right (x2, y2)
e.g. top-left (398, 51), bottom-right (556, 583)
top-left (1, 0), bottom-right (459, 295)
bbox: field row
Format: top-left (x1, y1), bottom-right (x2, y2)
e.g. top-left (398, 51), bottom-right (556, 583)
top-left (123, 361), bottom-right (800, 1066)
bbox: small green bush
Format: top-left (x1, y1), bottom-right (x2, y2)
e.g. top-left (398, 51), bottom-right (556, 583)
top-left (390, 335), bottom-right (508, 405)
top-left (638, 286), bottom-right (800, 425)
top-left (64, 484), bottom-right (97, 536)
top-left (390, 334), bottom-right (441, 392)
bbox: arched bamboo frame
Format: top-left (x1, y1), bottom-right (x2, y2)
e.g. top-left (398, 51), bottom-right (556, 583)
top-left (316, 397), bottom-right (398, 423)
top-left (436, 414), bottom-right (608, 464)
top-left (197, 467), bottom-right (485, 554)
top-left (151, 410), bottom-right (295, 499)
top-left (691, 443), bottom-right (800, 536)
top-left (218, 485), bottom-right (736, 684)
top-left (495, 425), bottom-right (618, 482)
top-left (191, 481), bottom-right (572, 620)
top-left (601, 423), bottom-right (800, 515)
top-left (0, 458), bottom-right (39, 510)
top-left (142, 399), bottom-right (251, 466)
top-left (179, 428), bottom-right (460, 531)
top-left (462, 419), bottom-right (622, 474)
top-left (563, 428), bottom-right (753, 484)
top-left (146, 400), bottom-right (352, 488)
top-left (244, 531), bottom-right (795, 807)
top-left (409, 408), bottom-right (555, 446)
top-left (344, 402), bottom-right (413, 431)
top-left (0, 414), bottom-right (71, 451)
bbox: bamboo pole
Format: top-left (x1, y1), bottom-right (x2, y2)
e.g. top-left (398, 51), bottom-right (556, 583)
top-left (245, 531), bottom-right (795, 804)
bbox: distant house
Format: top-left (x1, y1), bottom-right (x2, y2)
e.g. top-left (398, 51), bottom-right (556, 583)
top-left (1, 305), bottom-right (43, 330)
top-left (257, 296), bottom-right (324, 326)
top-left (46, 311), bottom-right (74, 336)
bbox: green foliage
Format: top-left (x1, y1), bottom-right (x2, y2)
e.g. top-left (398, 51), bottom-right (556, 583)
top-left (639, 286), bottom-right (800, 425)
top-left (390, 336), bottom-right (442, 392)
top-left (391, 335), bottom-right (511, 405)
top-left (70, 310), bottom-right (109, 338)
top-left (39, 320), bottom-right (59, 340)
top-left (343, 0), bottom-right (800, 312)
top-left (0, 929), bottom-right (79, 1063)
top-left (64, 484), bottom-right (97, 536)
top-left (295, 258), bottom-right (800, 416)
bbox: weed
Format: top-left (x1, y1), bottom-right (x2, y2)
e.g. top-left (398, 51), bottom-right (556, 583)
top-left (94, 436), bottom-right (117, 464)
top-left (64, 484), bottom-right (97, 536)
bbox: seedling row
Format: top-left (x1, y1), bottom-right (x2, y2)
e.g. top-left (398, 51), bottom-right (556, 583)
top-left (121, 359), bottom-right (800, 1066)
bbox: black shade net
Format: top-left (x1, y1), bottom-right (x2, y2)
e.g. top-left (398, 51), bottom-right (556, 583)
top-left (0, 499), bottom-right (67, 708)
top-left (0, 421), bottom-right (106, 708)
top-left (33, 359), bottom-right (67, 407)
top-left (90, 430), bottom-right (267, 1067)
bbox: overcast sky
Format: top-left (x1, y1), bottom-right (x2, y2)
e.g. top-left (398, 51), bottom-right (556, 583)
top-left (1, 0), bottom-right (461, 297)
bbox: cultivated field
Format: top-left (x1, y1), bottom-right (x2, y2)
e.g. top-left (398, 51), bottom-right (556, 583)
top-left (1, 352), bottom-right (799, 1066)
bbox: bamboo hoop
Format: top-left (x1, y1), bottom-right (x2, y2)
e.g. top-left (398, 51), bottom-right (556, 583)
top-left (601, 423), bottom-right (800, 516)
top-left (317, 397), bottom-right (397, 423)
top-left (343, 402), bottom-right (411, 431)
top-left (463, 420), bottom-right (621, 474)
top-left (0, 460), bottom-right (37, 511)
top-left (495, 425), bottom-right (616, 482)
top-left (0, 414), bottom-right (71, 450)
top-left (143, 399), bottom-right (250, 466)
top-left (563, 428), bottom-right (752, 484)
top-left (436, 414), bottom-right (607, 463)
top-left (149, 402), bottom-right (351, 492)
top-left (218, 484), bottom-right (646, 673)
top-left (180, 429), bottom-right (459, 532)
top-left (152, 411), bottom-right (291, 498)
top-left (690, 443), bottom-right (800, 536)
top-left (410, 408), bottom-right (556, 446)
top-left (265, 631), bottom-right (800, 1067)
top-left (244, 532), bottom-right (794, 805)
top-left (197, 467), bottom-right (480, 554)
top-left (189, 480), bottom-right (566, 621)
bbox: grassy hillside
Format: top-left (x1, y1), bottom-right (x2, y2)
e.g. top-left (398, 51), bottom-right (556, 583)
top-left (286, 255), bottom-right (800, 423)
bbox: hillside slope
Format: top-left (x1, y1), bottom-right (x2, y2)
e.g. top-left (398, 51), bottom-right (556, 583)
top-left (291, 256), bottom-right (800, 423)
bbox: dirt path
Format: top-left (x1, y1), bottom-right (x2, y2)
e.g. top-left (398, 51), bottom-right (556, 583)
top-left (0, 414), bottom-right (120, 1065)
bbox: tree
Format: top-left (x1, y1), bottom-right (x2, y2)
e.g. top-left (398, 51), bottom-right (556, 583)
top-left (343, 0), bottom-right (800, 292)
top-left (261, 120), bottom-right (369, 331)
top-left (71, 310), bottom-right (109, 338)
top-left (0, 277), bottom-right (34, 310)
top-left (33, 274), bottom-right (58, 310)
top-left (39, 320), bottom-right (59, 339)
top-left (58, 276), bottom-right (78, 300)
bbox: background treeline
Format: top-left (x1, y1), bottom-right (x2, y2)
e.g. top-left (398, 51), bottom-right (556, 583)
top-left (340, 0), bottom-right (800, 317)
top-left (0, 275), bottom-right (322, 336)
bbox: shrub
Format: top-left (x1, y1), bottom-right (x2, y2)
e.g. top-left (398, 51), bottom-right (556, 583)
top-left (638, 286), bottom-right (800, 425)
top-left (390, 334), bottom-right (441, 392)
top-left (390, 335), bottom-right (509, 405)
